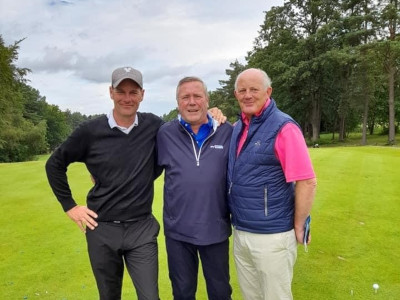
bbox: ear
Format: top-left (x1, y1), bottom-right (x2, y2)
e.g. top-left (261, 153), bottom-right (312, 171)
top-left (267, 87), bottom-right (273, 98)
top-left (109, 86), bottom-right (114, 99)
top-left (139, 89), bottom-right (145, 102)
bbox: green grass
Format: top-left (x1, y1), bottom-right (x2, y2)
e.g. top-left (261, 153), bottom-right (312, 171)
top-left (1, 146), bottom-right (399, 299)
top-left (293, 146), bottom-right (400, 299)
top-left (314, 131), bottom-right (400, 147)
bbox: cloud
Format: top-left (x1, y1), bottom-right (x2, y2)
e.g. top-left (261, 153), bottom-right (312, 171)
top-left (1, 0), bottom-right (284, 116)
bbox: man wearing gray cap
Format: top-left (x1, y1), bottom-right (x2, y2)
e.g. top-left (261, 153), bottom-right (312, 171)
top-left (46, 66), bottom-right (163, 299)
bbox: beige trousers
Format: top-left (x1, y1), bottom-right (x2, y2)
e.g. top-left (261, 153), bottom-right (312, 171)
top-left (233, 228), bottom-right (297, 300)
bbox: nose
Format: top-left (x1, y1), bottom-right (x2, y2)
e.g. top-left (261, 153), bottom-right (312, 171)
top-left (123, 92), bottom-right (135, 102)
top-left (187, 96), bottom-right (196, 104)
top-left (243, 90), bottom-right (253, 98)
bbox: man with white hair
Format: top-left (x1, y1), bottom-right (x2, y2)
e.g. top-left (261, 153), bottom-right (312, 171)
top-left (227, 68), bottom-right (317, 300)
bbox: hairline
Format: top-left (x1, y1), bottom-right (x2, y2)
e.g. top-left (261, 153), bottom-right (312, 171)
top-left (176, 76), bottom-right (208, 100)
top-left (234, 68), bottom-right (272, 91)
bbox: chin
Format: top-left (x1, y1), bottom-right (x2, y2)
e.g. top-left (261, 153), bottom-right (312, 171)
top-left (185, 114), bottom-right (199, 120)
top-left (186, 117), bottom-right (198, 123)
top-left (242, 109), bottom-right (255, 115)
top-left (121, 111), bottom-right (136, 118)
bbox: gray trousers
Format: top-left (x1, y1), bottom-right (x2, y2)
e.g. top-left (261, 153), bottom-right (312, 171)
top-left (86, 216), bottom-right (160, 300)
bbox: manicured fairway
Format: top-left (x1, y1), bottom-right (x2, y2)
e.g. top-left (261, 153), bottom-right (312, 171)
top-left (293, 146), bottom-right (400, 299)
top-left (0, 146), bottom-right (399, 299)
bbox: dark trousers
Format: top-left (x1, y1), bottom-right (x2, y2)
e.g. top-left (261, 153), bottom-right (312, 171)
top-left (166, 237), bottom-right (232, 300)
top-left (86, 216), bottom-right (160, 300)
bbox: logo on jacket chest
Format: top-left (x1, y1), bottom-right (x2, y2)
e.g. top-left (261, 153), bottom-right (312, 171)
top-left (210, 144), bottom-right (224, 149)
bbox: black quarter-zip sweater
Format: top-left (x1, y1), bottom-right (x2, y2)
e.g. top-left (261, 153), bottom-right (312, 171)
top-left (45, 113), bottom-right (164, 221)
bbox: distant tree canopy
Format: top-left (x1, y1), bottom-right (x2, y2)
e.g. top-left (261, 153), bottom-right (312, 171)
top-left (161, 108), bottom-right (179, 122)
top-left (168, 0), bottom-right (400, 145)
top-left (0, 36), bottom-right (94, 162)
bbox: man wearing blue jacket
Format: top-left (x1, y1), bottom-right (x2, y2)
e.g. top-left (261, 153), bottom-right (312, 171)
top-left (157, 77), bottom-right (232, 300)
top-left (228, 68), bottom-right (317, 300)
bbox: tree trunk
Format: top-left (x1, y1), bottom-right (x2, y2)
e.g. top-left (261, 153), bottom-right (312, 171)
top-left (311, 96), bottom-right (321, 143)
top-left (386, 0), bottom-right (397, 145)
top-left (368, 119), bottom-right (375, 135)
top-left (331, 117), bottom-right (336, 140)
top-left (339, 117), bottom-right (345, 142)
top-left (388, 65), bottom-right (396, 145)
top-left (361, 94), bottom-right (369, 145)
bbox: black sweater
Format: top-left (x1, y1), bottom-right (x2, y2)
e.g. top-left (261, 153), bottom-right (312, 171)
top-left (45, 113), bottom-right (164, 221)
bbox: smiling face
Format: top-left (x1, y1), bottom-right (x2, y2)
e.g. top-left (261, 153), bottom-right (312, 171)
top-left (234, 69), bottom-right (272, 120)
top-left (177, 80), bottom-right (209, 133)
top-left (109, 79), bottom-right (144, 126)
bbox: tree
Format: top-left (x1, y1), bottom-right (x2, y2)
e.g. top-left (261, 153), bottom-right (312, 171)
top-left (43, 104), bottom-right (71, 151)
top-left (331, 0), bottom-right (380, 142)
top-left (161, 108), bottom-right (179, 122)
top-left (20, 83), bottom-right (48, 125)
top-left (0, 36), bottom-right (48, 161)
top-left (209, 60), bottom-right (244, 123)
top-left (247, 1), bottom-right (342, 141)
top-left (159, 1), bottom-right (399, 146)
top-left (376, 0), bottom-right (400, 144)
top-left (64, 109), bottom-right (90, 131)
top-left (0, 35), bottom-right (107, 161)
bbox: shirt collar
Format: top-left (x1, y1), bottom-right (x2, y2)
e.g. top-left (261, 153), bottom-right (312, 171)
top-left (179, 114), bottom-right (213, 147)
top-left (178, 114), bottom-right (213, 133)
top-left (107, 110), bottom-right (138, 134)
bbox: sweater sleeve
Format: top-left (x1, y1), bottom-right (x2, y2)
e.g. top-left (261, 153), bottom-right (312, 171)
top-left (45, 123), bottom-right (89, 212)
top-left (153, 115), bottom-right (166, 179)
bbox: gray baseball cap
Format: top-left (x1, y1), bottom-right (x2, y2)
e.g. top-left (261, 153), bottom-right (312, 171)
top-left (111, 67), bottom-right (143, 88)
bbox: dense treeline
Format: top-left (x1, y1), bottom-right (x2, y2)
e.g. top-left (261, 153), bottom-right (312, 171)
top-left (2, 1), bottom-right (399, 162)
top-left (0, 37), bottom-right (101, 162)
top-left (204, 0), bottom-right (399, 145)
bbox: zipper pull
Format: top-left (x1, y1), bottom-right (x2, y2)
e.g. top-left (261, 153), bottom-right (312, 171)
top-left (197, 160), bottom-right (200, 167)
top-left (228, 182), bottom-right (232, 194)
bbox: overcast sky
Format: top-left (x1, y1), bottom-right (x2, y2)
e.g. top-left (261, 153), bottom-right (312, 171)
top-left (1, 0), bottom-right (284, 116)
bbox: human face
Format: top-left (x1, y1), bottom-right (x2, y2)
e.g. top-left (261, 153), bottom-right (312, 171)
top-left (177, 81), bottom-right (209, 133)
top-left (109, 79), bottom-right (144, 125)
top-left (234, 69), bottom-right (272, 120)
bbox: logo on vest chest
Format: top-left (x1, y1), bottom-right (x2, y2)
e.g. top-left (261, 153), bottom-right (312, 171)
top-left (210, 145), bottom-right (224, 149)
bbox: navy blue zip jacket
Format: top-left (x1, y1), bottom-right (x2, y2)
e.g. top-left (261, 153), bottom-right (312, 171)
top-left (157, 117), bottom-right (232, 245)
top-left (228, 99), bottom-right (299, 234)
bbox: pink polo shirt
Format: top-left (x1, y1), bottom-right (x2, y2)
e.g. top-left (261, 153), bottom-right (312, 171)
top-left (237, 99), bottom-right (315, 183)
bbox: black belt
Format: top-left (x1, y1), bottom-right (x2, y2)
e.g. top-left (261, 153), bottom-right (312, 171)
top-left (100, 214), bottom-right (151, 224)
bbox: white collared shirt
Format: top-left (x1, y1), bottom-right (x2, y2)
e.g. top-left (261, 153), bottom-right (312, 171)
top-left (107, 110), bottom-right (138, 134)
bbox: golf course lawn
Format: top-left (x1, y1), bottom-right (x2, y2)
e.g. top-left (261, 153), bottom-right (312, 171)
top-left (0, 146), bottom-right (399, 299)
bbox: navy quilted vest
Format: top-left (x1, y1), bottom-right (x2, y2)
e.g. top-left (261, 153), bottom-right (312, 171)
top-left (227, 99), bottom-right (299, 233)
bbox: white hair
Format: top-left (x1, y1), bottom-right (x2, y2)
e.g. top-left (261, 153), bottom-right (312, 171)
top-left (234, 68), bottom-right (272, 91)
